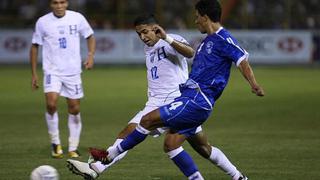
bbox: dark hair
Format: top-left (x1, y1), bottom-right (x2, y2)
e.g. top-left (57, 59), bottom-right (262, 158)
top-left (195, 0), bottom-right (222, 22)
top-left (134, 14), bottom-right (158, 26)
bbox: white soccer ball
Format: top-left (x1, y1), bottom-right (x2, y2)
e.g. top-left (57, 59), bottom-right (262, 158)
top-left (30, 165), bottom-right (59, 180)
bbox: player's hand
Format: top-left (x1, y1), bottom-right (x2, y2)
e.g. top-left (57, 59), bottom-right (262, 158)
top-left (31, 75), bottom-right (39, 91)
top-left (84, 58), bottom-right (94, 70)
top-left (153, 25), bottom-right (166, 39)
top-left (251, 85), bottom-right (265, 96)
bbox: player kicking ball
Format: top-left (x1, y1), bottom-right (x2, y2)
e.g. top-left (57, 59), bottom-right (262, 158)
top-left (67, 12), bottom-right (251, 180)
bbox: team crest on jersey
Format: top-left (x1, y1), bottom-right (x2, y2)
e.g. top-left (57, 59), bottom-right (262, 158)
top-left (149, 52), bottom-right (155, 63)
top-left (57, 26), bottom-right (65, 34)
top-left (206, 41), bottom-right (214, 54)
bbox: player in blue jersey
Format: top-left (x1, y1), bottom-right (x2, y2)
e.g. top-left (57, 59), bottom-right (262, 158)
top-left (87, 0), bottom-right (264, 179)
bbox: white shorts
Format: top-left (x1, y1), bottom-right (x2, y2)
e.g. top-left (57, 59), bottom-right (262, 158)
top-left (43, 74), bottom-right (84, 99)
top-left (129, 101), bottom-right (202, 137)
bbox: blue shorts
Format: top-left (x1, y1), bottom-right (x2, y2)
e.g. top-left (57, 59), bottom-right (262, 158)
top-left (159, 96), bottom-right (212, 137)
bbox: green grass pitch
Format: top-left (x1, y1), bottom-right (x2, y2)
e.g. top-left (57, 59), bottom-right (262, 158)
top-left (0, 65), bottom-right (319, 179)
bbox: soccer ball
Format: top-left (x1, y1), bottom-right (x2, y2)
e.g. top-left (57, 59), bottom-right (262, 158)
top-left (30, 165), bottom-right (59, 180)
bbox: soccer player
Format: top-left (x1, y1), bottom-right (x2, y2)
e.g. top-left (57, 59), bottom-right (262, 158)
top-left (67, 14), bottom-right (249, 180)
top-left (30, 0), bottom-right (96, 158)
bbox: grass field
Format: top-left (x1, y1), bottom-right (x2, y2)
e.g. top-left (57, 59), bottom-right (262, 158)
top-left (0, 65), bottom-right (319, 180)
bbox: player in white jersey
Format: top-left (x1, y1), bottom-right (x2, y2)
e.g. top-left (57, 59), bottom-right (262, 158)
top-left (30, 0), bottom-right (96, 159)
top-left (67, 14), bottom-right (246, 180)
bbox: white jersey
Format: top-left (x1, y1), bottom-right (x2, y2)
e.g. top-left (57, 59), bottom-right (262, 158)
top-left (32, 10), bottom-right (94, 75)
top-left (129, 34), bottom-right (195, 135)
top-left (144, 34), bottom-right (189, 106)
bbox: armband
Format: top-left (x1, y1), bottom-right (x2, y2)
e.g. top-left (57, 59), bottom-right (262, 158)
top-left (164, 35), bottom-right (174, 44)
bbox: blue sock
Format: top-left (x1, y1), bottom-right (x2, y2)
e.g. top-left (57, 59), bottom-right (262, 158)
top-left (119, 129), bottom-right (147, 152)
top-left (171, 150), bottom-right (199, 177)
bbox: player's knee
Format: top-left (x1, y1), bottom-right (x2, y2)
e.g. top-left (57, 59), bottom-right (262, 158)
top-left (163, 140), bottom-right (181, 153)
top-left (140, 114), bottom-right (154, 130)
top-left (68, 104), bottom-right (80, 115)
top-left (46, 103), bottom-right (57, 114)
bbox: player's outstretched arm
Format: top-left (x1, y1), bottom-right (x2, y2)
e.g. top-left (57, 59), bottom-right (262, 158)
top-left (30, 44), bottom-right (39, 91)
top-left (84, 35), bottom-right (96, 70)
top-left (153, 25), bottom-right (194, 58)
top-left (238, 60), bottom-right (265, 96)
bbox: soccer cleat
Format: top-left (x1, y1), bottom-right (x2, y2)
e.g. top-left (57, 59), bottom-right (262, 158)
top-left (51, 144), bottom-right (63, 158)
top-left (67, 159), bottom-right (99, 180)
top-left (237, 174), bottom-right (248, 180)
top-left (88, 147), bottom-right (111, 164)
top-left (68, 150), bottom-right (81, 158)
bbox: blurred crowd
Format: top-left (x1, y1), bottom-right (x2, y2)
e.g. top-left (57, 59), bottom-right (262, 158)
top-left (225, 0), bottom-right (320, 30)
top-left (0, 0), bottom-right (319, 30)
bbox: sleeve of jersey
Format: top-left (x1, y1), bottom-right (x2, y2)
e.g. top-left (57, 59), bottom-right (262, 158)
top-left (31, 20), bottom-right (43, 45)
top-left (222, 42), bottom-right (249, 67)
top-left (79, 14), bottom-right (94, 38)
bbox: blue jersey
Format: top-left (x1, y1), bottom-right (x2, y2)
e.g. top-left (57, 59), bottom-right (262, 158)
top-left (159, 27), bottom-right (249, 136)
top-left (188, 27), bottom-right (248, 103)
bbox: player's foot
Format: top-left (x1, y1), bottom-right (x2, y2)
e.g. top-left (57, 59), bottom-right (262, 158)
top-left (232, 173), bottom-right (248, 180)
top-left (67, 159), bottom-right (99, 180)
top-left (51, 144), bottom-right (63, 158)
top-left (236, 174), bottom-right (248, 180)
top-left (88, 147), bottom-right (111, 164)
top-left (69, 150), bottom-right (81, 158)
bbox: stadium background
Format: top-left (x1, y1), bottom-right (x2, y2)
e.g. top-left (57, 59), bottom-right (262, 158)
top-left (0, 0), bottom-right (319, 179)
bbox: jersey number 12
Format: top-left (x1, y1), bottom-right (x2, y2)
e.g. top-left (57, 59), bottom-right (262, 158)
top-left (151, 66), bottom-right (159, 80)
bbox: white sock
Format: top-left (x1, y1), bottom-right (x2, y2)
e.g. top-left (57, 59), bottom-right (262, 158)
top-left (45, 112), bottom-right (60, 145)
top-left (209, 146), bottom-right (241, 179)
top-left (167, 146), bottom-right (184, 159)
top-left (68, 113), bottom-right (82, 151)
top-left (188, 171), bottom-right (204, 180)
